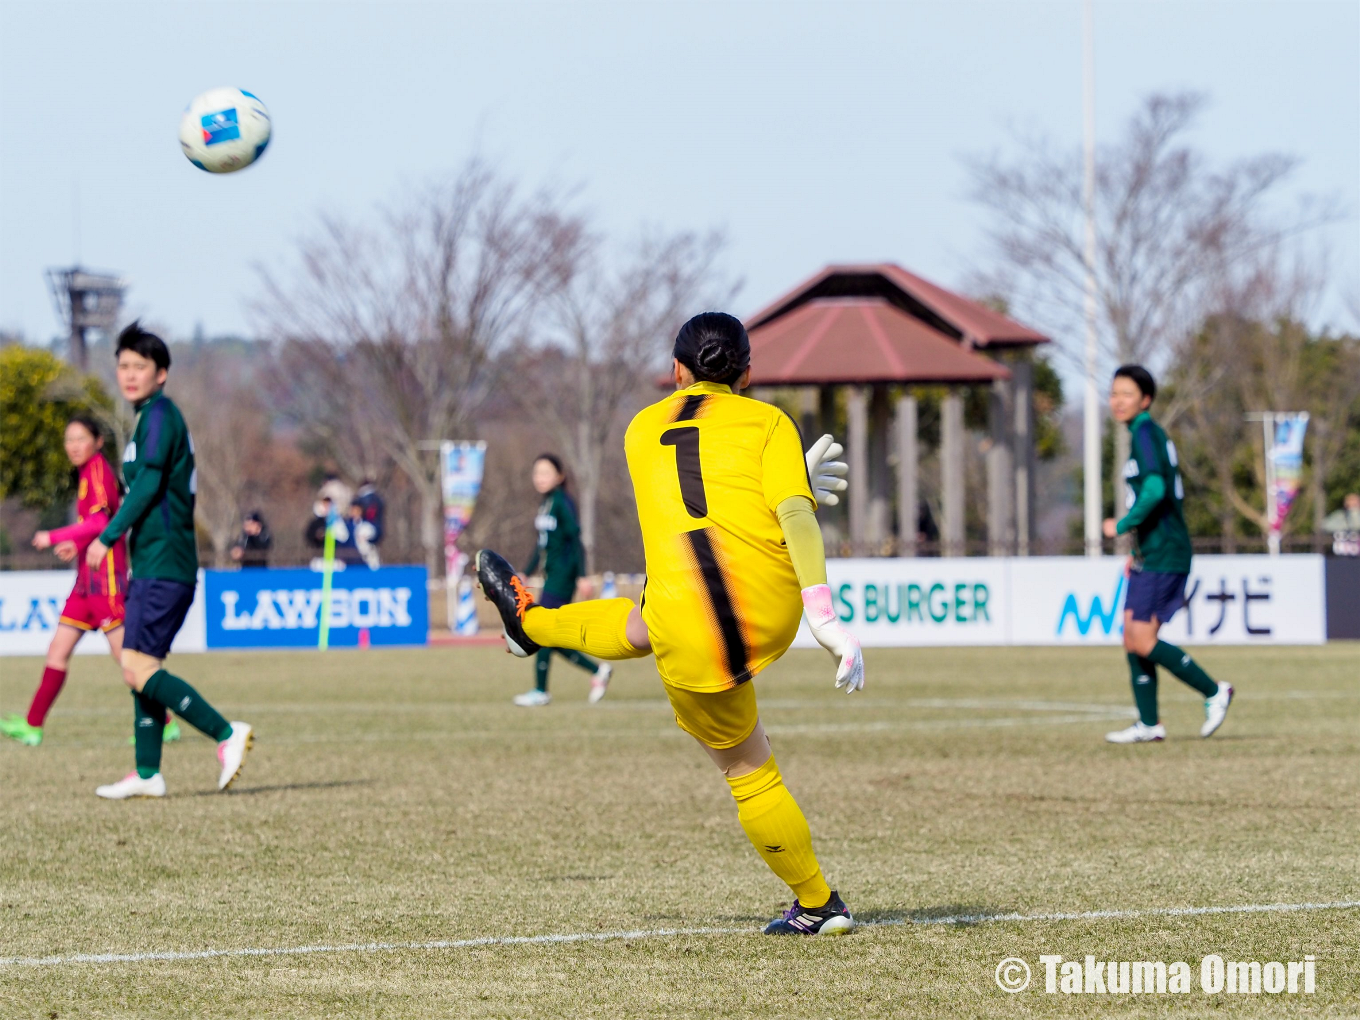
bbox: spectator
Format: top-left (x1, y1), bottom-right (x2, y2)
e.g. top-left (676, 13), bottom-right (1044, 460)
top-left (230, 511), bottom-right (273, 568)
top-left (317, 474), bottom-right (353, 514)
top-left (345, 502), bottom-right (381, 569)
top-left (353, 479), bottom-right (385, 545)
top-left (1323, 492), bottom-right (1360, 556)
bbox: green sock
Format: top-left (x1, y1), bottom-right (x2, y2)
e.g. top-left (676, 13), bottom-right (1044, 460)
top-left (534, 649), bottom-right (552, 693)
top-left (1126, 653), bottom-right (1159, 726)
top-left (142, 670), bottom-right (233, 742)
top-left (1148, 640), bottom-right (1218, 699)
top-left (133, 690), bottom-right (164, 779)
top-left (559, 648), bottom-right (598, 673)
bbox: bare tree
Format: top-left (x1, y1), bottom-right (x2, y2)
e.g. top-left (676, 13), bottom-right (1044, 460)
top-left (514, 229), bottom-right (733, 569)
top-left (173, 348), bottom-right (272, 566)
top-left (967, 92), bottom-right (1335, 501)
top-left (1170, 245), bottom-right (1360, 545)
top-left (255, 160), bottom-right (586, 575)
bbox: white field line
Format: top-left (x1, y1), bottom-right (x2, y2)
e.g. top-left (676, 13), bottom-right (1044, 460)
top-left (4, 899), bottom-right (1356, 970)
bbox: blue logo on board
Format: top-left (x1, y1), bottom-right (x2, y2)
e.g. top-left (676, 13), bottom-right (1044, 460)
top-left (200, 108), bottom-right (240, 146)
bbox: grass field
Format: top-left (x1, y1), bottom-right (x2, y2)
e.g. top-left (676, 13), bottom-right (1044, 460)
top-left (1, 642), bottom-right (1357, 1017)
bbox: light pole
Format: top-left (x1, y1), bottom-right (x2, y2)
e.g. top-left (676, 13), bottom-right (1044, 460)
top-left (1081, 0), bottom-right (1102, 558)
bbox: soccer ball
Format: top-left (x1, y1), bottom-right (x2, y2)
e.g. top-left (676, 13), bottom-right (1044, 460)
top-left (178, 88), bottom-right (271, 174)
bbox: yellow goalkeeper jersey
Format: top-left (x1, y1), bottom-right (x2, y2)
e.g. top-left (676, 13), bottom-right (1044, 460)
top-left (624, 381), bottom-right (815, 692)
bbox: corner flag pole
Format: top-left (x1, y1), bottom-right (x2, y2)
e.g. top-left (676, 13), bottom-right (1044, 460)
top-left (318, 509), bottom-right (337, 650)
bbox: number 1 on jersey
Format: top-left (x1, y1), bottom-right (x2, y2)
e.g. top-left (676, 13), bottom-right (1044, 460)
top-left (660, 426), bottom-right (708, 518)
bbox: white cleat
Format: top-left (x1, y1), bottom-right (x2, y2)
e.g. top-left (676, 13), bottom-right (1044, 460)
top-left (96, 771), bottom-right (167, 800)
top-left (1200, 683), bottom-right (1234, 738)
top-left (1105, 722), bottom-right (1166, 744)
top-left (513, 690), bottom-right (552, 707)
top-left (588, 663), bottom-right (612, 704)
top-left (217, 722), bottom-right (254, 791)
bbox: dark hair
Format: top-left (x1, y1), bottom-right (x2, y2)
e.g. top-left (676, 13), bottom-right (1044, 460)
top-left (67, 413), bottom-right (105, 442)
top-left (1113, 364), bottom-right (1156, 401)
top-left (115, 320), bottom-right (171, 371)
top-left (673, 312), bottom-right (750, 386)
top-left (534, 453), bottom-right (569, 490)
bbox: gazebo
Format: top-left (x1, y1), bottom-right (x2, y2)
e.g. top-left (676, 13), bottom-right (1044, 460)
top-left (744, 264), bottom-right (1050, 557)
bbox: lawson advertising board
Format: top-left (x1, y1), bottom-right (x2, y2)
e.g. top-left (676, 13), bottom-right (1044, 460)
top-left (204, 566), bottom-right (428, 648)
top-left (791, 554), bottom-right (1326, 648)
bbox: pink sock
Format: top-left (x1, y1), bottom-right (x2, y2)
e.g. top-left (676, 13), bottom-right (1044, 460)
top-left (28, 667), bottom-right (67, 727)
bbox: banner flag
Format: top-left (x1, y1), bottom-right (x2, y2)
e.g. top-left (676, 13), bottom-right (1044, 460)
top-left (1267, 414), bottom-right (1309, 537)
top-left (440, 441), bottom-right (487, 579)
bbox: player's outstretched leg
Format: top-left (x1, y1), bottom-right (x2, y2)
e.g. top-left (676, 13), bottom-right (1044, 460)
top-left (477, 549), bottom-right (649, 660)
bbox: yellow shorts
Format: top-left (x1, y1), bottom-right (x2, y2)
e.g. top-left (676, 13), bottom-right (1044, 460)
top-left (663, 680), bottom-right (759, 749)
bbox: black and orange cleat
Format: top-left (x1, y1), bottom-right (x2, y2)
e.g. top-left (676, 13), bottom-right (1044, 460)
top-left (476, 549), bottom-right (541, 657)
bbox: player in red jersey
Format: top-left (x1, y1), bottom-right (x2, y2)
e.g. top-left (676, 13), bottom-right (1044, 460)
top-left (1, 415), bottom-right (177, 746)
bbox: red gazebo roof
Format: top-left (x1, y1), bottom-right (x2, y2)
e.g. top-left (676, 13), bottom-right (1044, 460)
top-left (746, 263), bottom-right (1049, 349)
top-left (747, 297), bottom-right (1010, 386)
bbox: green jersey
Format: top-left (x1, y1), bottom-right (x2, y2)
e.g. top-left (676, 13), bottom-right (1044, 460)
top-left (99, 390), bottom-right (199, 586)
top-left (524, 487), bottom-right (585, 600)
top-left (1116, 411), bottom-right (1192, 574)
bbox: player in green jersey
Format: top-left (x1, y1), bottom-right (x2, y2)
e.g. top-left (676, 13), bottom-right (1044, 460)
top-left (512, 454), bottom-right (611, 707)
top-left (86, 322), bottom-right (254, 798)
top-left (1102, 365), bottom-right (1233, 744)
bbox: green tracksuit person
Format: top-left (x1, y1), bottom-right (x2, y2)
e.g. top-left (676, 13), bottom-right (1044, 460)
top-left (86, 322), bottom-right (254, 798)
top-left (513, 455), bottom-right (611, 707)
top-left (1101, 365), bottom-right (1233, 744)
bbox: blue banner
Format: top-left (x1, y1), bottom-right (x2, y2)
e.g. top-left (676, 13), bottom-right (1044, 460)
top-left (204, 566), bottom-right (428, 649)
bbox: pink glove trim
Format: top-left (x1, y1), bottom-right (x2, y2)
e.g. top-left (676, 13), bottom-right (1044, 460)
top-left (801, 583), bottom-right (837, 626)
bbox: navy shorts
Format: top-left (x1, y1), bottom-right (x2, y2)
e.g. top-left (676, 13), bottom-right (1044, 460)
top-left (123, 578), bottom-right (196, 659)
top-left (1125, 570), bottom-right (1187, 624)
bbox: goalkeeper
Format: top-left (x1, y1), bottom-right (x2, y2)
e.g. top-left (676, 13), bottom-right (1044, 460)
top-left (479, 312), bottom-right (861, 936)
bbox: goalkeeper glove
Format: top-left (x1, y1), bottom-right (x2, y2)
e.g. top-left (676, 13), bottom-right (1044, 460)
top-left (805, 434), bottom-right (849, 506)
top-left (801, 584), bottom-right (865, 694)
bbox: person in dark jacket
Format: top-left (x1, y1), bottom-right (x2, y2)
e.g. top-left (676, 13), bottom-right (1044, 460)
top-left (231, 511), bottom-right (273, 568)
top-left (514, 455), bottom-right (611, 706)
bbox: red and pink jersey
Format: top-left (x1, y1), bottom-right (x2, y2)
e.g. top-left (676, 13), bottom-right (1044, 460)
top-left (47, 454), bottom-right (128, 597)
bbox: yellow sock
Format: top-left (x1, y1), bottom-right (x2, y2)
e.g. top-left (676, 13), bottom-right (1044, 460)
top-left (726, 757), bottom-right (831, 907)
top-left (522, 598), bottom-right (648, 660)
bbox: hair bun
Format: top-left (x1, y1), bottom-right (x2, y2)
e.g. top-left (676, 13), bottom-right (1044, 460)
top-left (695, 342), bottom-right (733, 378)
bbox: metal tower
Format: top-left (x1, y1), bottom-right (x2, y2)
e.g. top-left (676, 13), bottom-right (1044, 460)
top-left (45, 266), bottom-right (127, 370)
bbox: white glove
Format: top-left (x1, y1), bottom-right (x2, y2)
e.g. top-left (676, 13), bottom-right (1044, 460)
top-left (801, 584), bottom-right (865, 694)
top-left (805, 434), bottom-right (849, 506)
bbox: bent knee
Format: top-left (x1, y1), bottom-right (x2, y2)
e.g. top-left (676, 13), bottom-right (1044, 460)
top-left (701, 721), bottom-right (772, 778)
top-left (120, 649), bottom-right (163, 691)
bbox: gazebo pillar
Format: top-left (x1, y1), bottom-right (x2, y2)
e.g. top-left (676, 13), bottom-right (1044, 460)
top-left (1012, 358), bottom-right (1035, 556)
top-left (988, 378), bottom-right (1014, 556)
top-left (800, 387), bottom-right (817, 442)
top-left (941, 389), bottom-right (965, 557)
top-left (868, 385), bottom-right (891, 547)
top-left (895, 393), bottom-right (918, 557)
top-left (846, 386), bottom-right (868, 553)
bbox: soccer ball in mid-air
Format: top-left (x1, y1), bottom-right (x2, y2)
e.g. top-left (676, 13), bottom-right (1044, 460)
top-left (178, 88), bottom-right (271, 174)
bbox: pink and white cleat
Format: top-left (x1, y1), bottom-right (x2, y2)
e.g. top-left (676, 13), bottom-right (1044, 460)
top-left (217, 722), bottom-right (254, 791)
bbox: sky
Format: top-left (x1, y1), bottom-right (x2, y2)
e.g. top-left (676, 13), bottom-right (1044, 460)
top-left (1, 0), bottom-right (1357, 365)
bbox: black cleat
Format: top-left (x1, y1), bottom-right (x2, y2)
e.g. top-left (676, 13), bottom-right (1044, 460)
top-left (763, 891), bottom-right (855, 935)
top-left (476, 549), bottom-right (541, 657)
